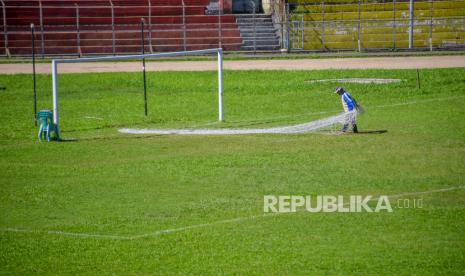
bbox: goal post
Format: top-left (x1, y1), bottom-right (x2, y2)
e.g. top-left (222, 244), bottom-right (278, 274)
top-left (51, 48), bottom-right (224, 137)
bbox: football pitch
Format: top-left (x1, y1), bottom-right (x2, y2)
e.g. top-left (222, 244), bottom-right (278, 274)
top-left (1, 67), bottom-right (464, 274)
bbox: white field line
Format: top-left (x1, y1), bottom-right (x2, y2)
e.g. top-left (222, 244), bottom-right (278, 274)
top-left (305, 78), bottom-right (402, 84)
top-left (84, 116), bottom-right (104, 120)
top-left (1, 227), bottom-right (132, 240)
top-left (252, 95), bottom-right (465, 123)
top-left (228, 95), bottom-right (465, 124)
top-left (1, 186), bottom-right (464, 240)
top-left (374, 95), bottom-right (465, 108)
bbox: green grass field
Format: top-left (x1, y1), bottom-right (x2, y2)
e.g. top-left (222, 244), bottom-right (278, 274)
top-left (1, 67), bottom-right (464, 274)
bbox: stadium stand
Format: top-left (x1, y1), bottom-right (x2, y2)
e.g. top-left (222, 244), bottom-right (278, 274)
top-left (2, 0), bottom-right (462, 55)
top-left (288, 0), bottom-right (465, 50)
top-left (0, 0), bottom-right (244, 56)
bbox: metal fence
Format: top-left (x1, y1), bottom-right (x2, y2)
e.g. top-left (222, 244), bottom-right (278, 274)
top-left (0, 0), bottom-right (244, 57)
top-left (284, 0), bottom-right (465, 52)
top-left (1, 0), bottom-right (464, 56)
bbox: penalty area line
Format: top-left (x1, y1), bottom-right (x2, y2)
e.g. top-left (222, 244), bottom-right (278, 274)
top-left (1, 227), bottom-right (132, 240)
top-left (129, 185), bottom-right (465, 239)
top-left (84, 116), bottom-right (104, 120)
top-left (223, 95), bottom-right (465, 124)
top-left (1, 185), bottom-right (464, 240)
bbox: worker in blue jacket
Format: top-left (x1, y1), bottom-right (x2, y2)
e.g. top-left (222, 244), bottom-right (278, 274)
top-left (335, 87), bottom-right (359, 133)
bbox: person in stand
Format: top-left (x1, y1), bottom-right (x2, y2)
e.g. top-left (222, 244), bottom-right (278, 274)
top-left (335, 87), bottom-right (360, 133)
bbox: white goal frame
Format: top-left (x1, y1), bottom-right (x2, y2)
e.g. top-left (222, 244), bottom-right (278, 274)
top-left (51, 48), bottom-right (224, 136)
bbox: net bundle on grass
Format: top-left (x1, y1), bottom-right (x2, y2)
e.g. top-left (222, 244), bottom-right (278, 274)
top-left (119, 112), bottom-right (349, 135)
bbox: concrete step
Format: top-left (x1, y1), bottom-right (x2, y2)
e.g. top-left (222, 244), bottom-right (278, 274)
top-left (241, 45), bottom-right (280, 50)
top-left (242, 39), bottom-right (280, 46)
top-left (240, 32), bottom-right (277, 38)
top-left (237, 23), bottom-right (275, 28)
top-left (237, 20), bottom-right (273, 26)
top-left (235, 14), bottom-right (271, 18)
top-left (243, 37), bottom-right (280, 42)
top-left (237, 21), bottom-right (273, 25)
top-left (238, 28), bottom-right (277, 33)
top-left (236, 18), bottom-right (273, 23)
top-left (236, 14), bottom-right (280, 51)
top-left (240, 31), bottom-right (276, 35)
top-left (238, 27), bottom-right (277, 33)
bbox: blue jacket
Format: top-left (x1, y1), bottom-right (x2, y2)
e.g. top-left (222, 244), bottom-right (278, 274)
top-left (341, 91), bottom-right (356, 112)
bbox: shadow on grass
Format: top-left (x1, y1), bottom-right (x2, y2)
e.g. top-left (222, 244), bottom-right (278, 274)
top-left (63, 124), bottom-right (128, 133)
top-left (57, 138), bottom-right (79, 143)
top-left (357, 130), bottom-right (388, 134)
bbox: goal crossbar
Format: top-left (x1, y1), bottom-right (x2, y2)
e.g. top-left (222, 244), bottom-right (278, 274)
top-left (51, 48), bottom-right (224, 137)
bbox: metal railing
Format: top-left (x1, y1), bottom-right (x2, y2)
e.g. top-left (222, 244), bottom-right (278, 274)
top-left (2, 0), bottom-right (462, 56)
top-left (109, 0), bottom-right (115, 55)
top-left (249, 0), bottom-right (257, 53)
top-left (0, 0), bottom-right (9, 56)
top-left (217, 0), bottom-right (222, 49)
top-left (286, 0), bottom-right (465, 52)
top-left (75, 3), bottom-right (81, 57)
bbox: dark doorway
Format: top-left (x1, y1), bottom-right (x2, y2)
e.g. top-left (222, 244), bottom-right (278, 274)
top-left (232, 0), bottom-right (262, 13)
